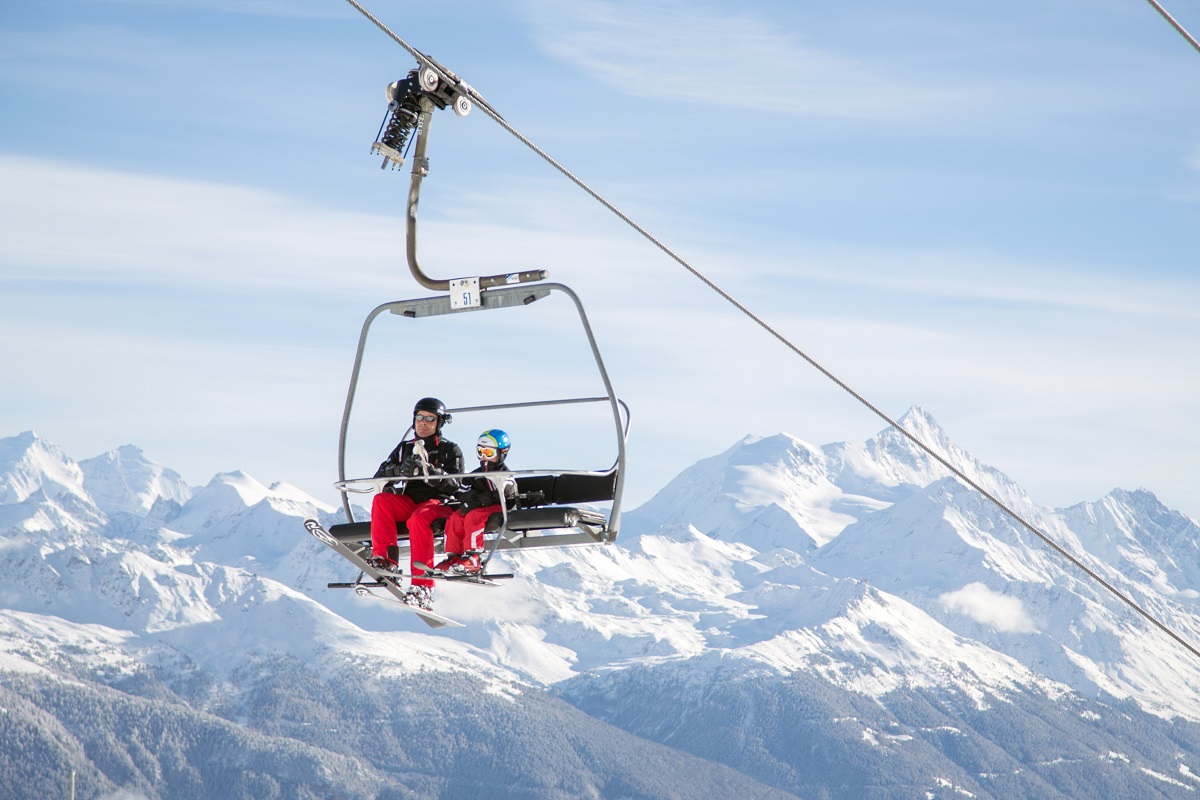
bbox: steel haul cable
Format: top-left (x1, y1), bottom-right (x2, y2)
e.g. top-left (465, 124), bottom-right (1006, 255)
top-left (1143, 0), bottom-right (1200, 55)
top-left (340, 0), bottom-right (1200, 662)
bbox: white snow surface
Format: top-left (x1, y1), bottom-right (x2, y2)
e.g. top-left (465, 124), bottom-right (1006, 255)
top-left (2, 411), bottom-right (1200, 722)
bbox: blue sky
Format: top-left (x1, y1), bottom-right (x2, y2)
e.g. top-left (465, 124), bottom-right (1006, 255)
top-left (2, 0), bottom-right (1199, 521)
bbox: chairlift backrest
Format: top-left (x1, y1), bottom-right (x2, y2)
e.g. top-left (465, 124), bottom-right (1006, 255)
top-left (516, 472), bottom-right (617, 507)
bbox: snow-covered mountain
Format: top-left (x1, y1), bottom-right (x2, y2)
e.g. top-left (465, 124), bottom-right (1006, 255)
top-left (3, 413), bottom-right (1200, 799)
top-left (624, 406), bottom-right (1028, 549)
top-left (79, 443), bottom-right (192, 518)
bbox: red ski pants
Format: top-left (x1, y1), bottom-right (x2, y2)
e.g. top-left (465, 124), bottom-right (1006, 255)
top-left (443, 504), bottom-right (501, 554)
top-left (370, 493), bottom-right (454, 588)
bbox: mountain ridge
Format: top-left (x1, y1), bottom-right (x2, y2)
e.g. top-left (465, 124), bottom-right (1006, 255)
top-left (3, 411), bottom-right (1200, 798)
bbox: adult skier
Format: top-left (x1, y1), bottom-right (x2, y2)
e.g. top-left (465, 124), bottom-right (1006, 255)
top-left (368, 396), bottom-right (464, 610)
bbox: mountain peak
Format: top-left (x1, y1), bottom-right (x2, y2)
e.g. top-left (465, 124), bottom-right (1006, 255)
top-left (267, 480), bottom-right (336, 511)
top-left (208, 470), bottom-right (270, 503)
top-left (79, 444), bottom-right (192, 518)
top-left (1058, 486), bottom-right (1200, 592)
top-left (879, 405), bottom-right (954, 458)
top-left (0, 430), bottom-right (86, 506)
top-left (834, 406), bottom-right (1031, 512)
top-left (897, 404), bottom-right (944, 434)
top-left (625, 431), bottom-right (854, 548)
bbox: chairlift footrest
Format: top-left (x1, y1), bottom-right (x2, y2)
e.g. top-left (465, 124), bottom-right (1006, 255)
top-left (440, 572), bottom-right (513, 581)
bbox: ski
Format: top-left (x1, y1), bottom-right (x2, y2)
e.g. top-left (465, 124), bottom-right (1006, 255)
top-left (303, 518), bottom-right (464, 628)
top-left (413, 561), bottom-right (512, 587)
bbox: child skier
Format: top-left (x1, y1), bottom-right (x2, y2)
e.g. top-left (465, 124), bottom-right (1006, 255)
top-left (435, 429), bottom-right (516, 575)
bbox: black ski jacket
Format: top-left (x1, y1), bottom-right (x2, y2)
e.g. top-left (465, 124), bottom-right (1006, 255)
top-left (373, 434), bottom-right (464, 503)
top-left (457, 460), bottom-right (518, 512)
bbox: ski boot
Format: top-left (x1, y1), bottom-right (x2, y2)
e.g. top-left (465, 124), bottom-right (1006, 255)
top-left (430, 554), bottom-right (462, 575)
top-left (402, 585), bottom-right (434, 610)
top-left (366, 555), bottom-right (402, 575)
top-left (449, 551), bottom-right (483, 576)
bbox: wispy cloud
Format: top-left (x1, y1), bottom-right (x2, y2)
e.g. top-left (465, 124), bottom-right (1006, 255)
top-left (939, 582), bottom-right (1036, 634)
top-left (519, 0), bottom-right (966, 120)
top-left (96, 0), bottom-right (343, 19)
top-left (0, 156), bottom-right (397, 293)
top-left (1188, 144), bottom-right (1200, 174)
top-left (740, 242), bottom-right (1200, 320)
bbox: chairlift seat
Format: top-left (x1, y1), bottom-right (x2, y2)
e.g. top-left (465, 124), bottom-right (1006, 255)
top-left (326, 471), bottom-right (617, 549)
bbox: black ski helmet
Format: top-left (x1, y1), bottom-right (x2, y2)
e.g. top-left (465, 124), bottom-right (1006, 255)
top-left (412, 397), bottom-right (449, 431)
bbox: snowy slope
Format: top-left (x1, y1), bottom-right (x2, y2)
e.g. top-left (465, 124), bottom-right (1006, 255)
top-left (0, 431), bottom-right (813, 799)
top-left (8, 418), bottom-right (1198, 718)
top-left (816, 475), bottom-right (1200, 719)
top-left (0, 432), bottom-right (527, 697)
top-left (516, 408), bottom-right (1200, 721)
top-left (4, 415), bottom-right (1200, 797)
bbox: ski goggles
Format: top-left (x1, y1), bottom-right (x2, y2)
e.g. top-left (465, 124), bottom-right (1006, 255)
top-left (476, 445), bottom-right (499, 459)
top-left (414, 413), bottom-right (439, 423)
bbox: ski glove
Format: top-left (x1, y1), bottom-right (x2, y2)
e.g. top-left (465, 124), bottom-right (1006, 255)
top-left (379, 458), bottom-right (412, 478)
top-left (384, 455), bottom-right (446, 480)
top-left (458, 489), bottom-right (486, 512)
top-left (398, 455), bottom-right (425, 477)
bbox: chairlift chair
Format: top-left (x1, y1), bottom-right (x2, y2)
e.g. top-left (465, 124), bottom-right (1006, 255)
top-left (324, 67), bottom-right (629, 574)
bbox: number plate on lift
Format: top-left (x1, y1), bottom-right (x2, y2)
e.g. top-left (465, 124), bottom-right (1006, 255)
top-left (450, 277), bottom-right (481, 309)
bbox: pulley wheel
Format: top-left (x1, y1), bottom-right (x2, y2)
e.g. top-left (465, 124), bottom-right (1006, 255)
top-left (419, 67), bottom-right (440, 92)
